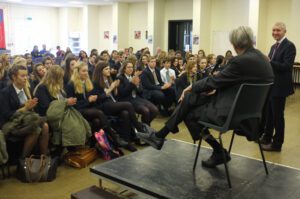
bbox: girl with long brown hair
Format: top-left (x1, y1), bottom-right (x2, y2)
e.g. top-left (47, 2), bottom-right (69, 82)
top-left (92, 61), bottom-right (147, 151)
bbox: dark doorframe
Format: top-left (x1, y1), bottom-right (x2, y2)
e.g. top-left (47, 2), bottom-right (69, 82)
top-left (168, 20), bottom-right (193, 52)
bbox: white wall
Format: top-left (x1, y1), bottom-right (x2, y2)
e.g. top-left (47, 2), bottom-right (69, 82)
top-left (163, 0), bottom-right (193, 51)
top-left (209, 0), bottom-right (250, 56)
top-left (0, 3), bottom-right (59, 55)
top-left (98, 5), bottom-right (113, 52)
top-left (128, 2), bottom-right (148, 51)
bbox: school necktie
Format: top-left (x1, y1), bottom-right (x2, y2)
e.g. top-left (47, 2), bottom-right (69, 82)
top-left (18, 90), bottom-right (27, 105)
top-left (128, 76), bottom-right (137, 98)
top-left (152, 71), bottom-right (160, 85)
top-left (105, 80), bottom-right (116, 102)
top-left (166, 69), bottom-right (170, 83)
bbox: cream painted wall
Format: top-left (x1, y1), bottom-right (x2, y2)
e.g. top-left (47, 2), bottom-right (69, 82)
top-left (163, 0), bottom-right (193, 51)
top-left (98, 5), bottom-right (113, 52)
top-left (0, 3), bottom-right (59, 55)
top-left (128, 2), bottom-right (148, 51)
top-left (58, 7), bottom-right (83, 52)
top-left (209, 0), bottom-right (250, 55)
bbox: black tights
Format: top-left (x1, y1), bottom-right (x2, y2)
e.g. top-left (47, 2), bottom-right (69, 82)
top-left (134, 102), bottom-right (158, 125)
top-left (21, 122), bottom-right (49, 158)
top-left (101, 102), bottom-right (143, 140)
top-left (80, 108), bottom-right (111, 133)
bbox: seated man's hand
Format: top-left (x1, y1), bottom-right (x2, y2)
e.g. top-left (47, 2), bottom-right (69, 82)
top-left (178, 85), bottom-right (192, 102)
top-left (201, 89), bottom-right (216, 96)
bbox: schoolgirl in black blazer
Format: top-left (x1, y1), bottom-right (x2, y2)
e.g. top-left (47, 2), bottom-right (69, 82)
top-left (117, 61), bottom-right (158, 125)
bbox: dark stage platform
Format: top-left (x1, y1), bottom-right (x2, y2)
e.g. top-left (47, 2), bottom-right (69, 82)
top-left (90, 139), bottom-right (300, 199)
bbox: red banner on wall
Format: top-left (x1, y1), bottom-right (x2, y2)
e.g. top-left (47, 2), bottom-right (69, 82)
top-left (0, 9), bottom-right (6, 49)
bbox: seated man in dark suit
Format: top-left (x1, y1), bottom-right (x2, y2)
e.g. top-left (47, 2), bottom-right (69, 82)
top-left (137, 26), bottom-right (274, 168)
top-left (140, 56), bottom-right (176, 116)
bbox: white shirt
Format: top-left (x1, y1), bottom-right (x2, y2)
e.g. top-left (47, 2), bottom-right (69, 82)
top-left (160, 67), bottom-right (176, 83)
top-left (13, 84), bottom-right (28, 103)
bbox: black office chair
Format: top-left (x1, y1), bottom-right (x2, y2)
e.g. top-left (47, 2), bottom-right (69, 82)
top-left (193, 83), bottom-right (273, 188)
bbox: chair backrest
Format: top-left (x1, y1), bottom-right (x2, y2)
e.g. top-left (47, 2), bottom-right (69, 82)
top-left (222, 83), bottom-right (273, 130)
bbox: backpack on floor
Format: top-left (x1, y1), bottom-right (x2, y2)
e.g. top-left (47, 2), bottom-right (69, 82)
top-left (94, 129), bottom-right (123, 160)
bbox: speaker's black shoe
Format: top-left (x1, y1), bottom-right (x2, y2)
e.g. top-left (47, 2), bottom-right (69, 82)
top-left (259, 133), bottom-right (272, 145)
top-left (202, 149), bottom-right (231, 168)
top-left (136, 132), bottom-right (164, 150)
top-left (261, 143), bottom-right (281, 152)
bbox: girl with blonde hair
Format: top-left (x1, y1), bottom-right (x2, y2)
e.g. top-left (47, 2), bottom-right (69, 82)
top-left (65, 62), bottom-right (127, 147)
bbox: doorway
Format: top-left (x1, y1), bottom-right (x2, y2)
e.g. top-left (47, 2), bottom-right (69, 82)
top-left (168, 20), bottom-right (193, 52)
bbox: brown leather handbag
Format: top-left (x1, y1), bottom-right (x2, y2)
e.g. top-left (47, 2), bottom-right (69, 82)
top-left (64, 148), bottom-right (98, 168)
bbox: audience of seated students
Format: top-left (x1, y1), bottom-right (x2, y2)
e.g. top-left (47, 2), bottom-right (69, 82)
top-left (126, 54), bottom-right (138, 69)
top-left (141, 56), bottom-right (176, 116)
top-left (90, 49), bottom-right (98, 57)
top-left (160, 57), bottom-right (176, 85)
top-left (63, 56), bottom-right (77, 87)
top-left (211, 55), bottom-right (225, 75)
top-left (109, 50), bottom-right (121, 80)
top-left (168, 49), bottom-right (176, 57)
top-left (128, 47), bottom-right (134, 56)
top-left (34, 65), bottom-right (89, 152)
top-left (178, 57), bottom-right (185, 73)
top-left (175, 50), bottom-right (182, 58)
top-left (39, 44), bottom-right (49, 56)
top-left (0, 64), bottom-right (49, 159)
top-left (24, 53), bottom-right (34, 74)
top-left (171, 57), bottom-right (181, 77)
top-left (43, 56), bottom-right (53, 70)
top-left (206, 54), bottom-right (217, 74)
top-left (225, 50), bottom-right (233, 57)
top-left (79, 50), bottom-right (88, 63)
top-left (117, 60), bottom-right (158, 125)
top-left (88, 53), bottom-right (97, 78)
top-left (136, 54), bottom-right (149, 71)
top-left (175, 60), bottom-right (208, 99)
top-left (0, 55), bottom-right (10, 90)
top-left (30, 63), bottom-right (46, 90)
top-left (198, 49), bottom-right (206, 59)
top-left (92, 61), bottom-right (147, 151)
top-left (100, 50), bottom-right (110, 62)
top-left (65, 62), bottom-right (128, 148)
top-left (156, 51), bottom-right (167, 69)
top-left (56, 46), bottom-right (64, 58)
top-left (31, 45), bottom-right (41, 58)
top-left (198, 57), bottom-right (210, 76)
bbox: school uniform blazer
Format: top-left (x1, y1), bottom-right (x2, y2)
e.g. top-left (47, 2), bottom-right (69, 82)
top-left (65, 82), bottom-right (95, 111)
top-left (0, 84), bottom-right (23, 128)
top-left (268, 38), bottom-right (296, 97)
top-left (117, 74), bottom-right (143, 101)
top-left (175, 72), bottom-right (206, 98)
top-left (34, 85), bottom-right (58, 116)
top-left (140, 67), bottom-right (164, 90)
top-left (91, 81), bottom-right (116, 106)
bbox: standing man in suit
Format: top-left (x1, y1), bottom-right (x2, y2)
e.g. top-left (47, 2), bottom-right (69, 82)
top-left (261, 22), bottom-right (296, 151)
top-left (137, 26), bottom-right (274, 168)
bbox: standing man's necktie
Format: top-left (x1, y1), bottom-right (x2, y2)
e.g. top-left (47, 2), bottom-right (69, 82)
top-left (152, 71), bottom-right (160, 85)
top-left (271, 42), bottom-right (279, 60)
top-left (166, 69), bottom-right (170, 83)
top-left (18, 90), bottom-right (27, 105)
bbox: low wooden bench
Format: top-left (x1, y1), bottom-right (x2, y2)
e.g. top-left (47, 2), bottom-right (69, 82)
top-left (71, 185), bottom-right (122, 199)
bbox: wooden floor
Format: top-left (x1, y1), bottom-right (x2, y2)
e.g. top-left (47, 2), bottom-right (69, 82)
top-left (1, 88), bottom-right (300, 199)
